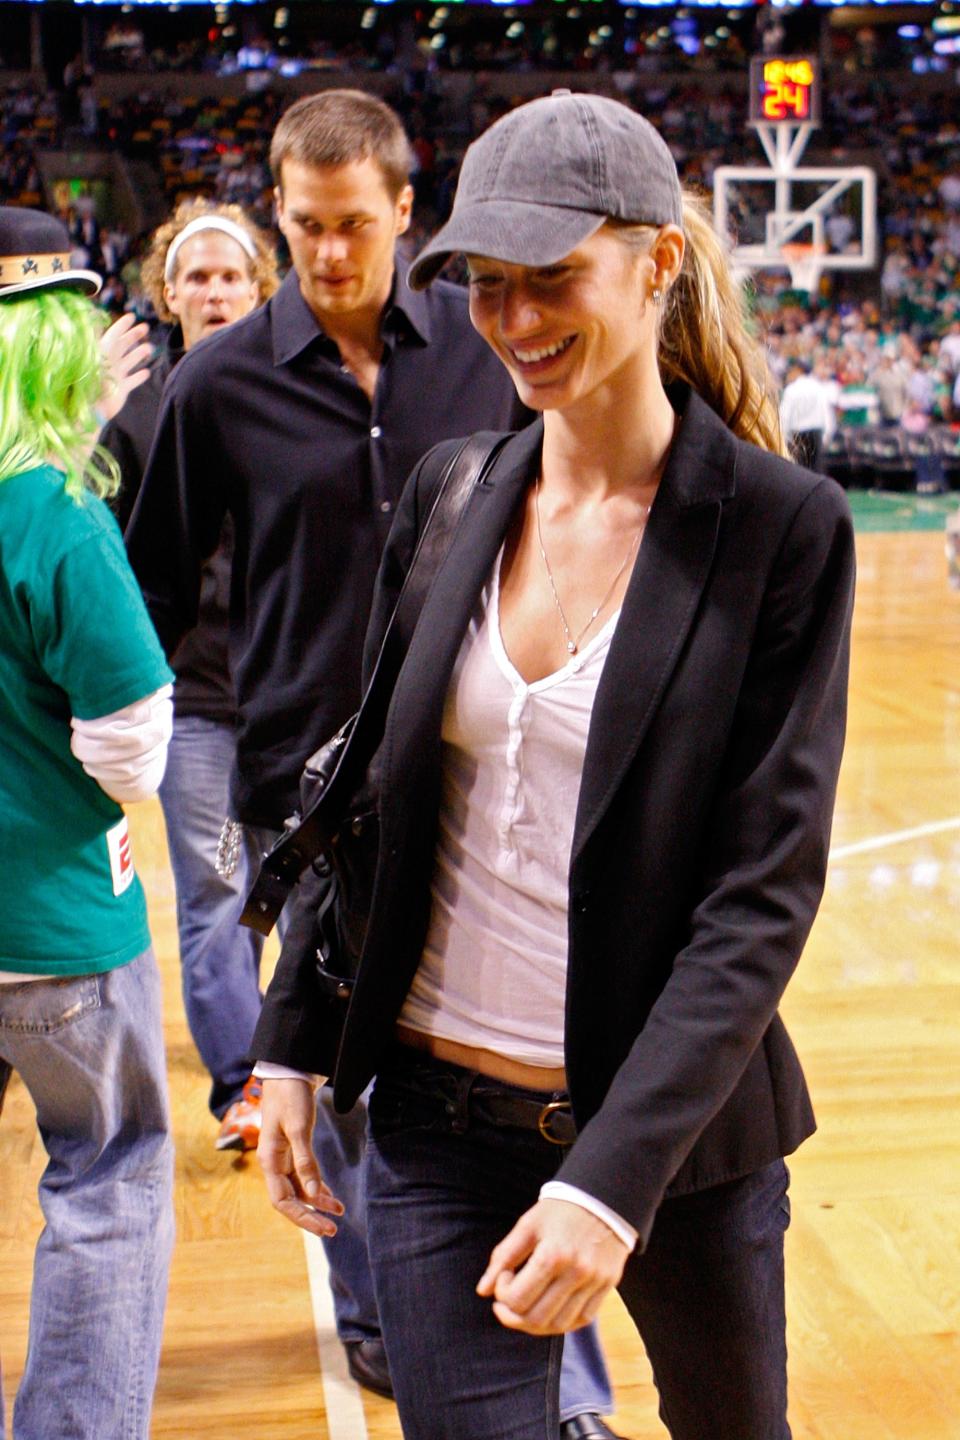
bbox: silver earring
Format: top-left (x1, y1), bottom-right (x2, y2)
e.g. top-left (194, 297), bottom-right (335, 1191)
top-left (651, 286), bottom-right (663, 305)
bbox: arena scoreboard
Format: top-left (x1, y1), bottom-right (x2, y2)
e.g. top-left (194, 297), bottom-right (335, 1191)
top-left (749, 56), bottom-right (821, 127)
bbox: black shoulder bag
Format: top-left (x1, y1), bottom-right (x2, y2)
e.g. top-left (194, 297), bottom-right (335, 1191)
top-left (239, 431), bottom-right (510, 1009)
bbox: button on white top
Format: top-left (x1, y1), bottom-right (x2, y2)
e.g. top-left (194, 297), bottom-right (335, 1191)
top-left (399, 548), bottom-right (618, 1069)
top-left (370, 425), bottom-right (382, 439)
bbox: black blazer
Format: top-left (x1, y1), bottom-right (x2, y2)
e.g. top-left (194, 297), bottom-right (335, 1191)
top-left (254, 387), bottom-right (856, 1248)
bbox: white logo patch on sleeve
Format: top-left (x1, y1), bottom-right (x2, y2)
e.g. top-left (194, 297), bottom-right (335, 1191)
top-left (106, 816), bottom-right (135, 897)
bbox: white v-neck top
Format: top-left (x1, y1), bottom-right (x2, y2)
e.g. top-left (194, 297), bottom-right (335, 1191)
top-left (258, 552), bottom-right (640, 1250)
top-left (398, 550), bottom-right (616, 1067)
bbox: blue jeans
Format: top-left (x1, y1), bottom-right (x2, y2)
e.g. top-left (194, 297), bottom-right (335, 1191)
top-left (159, 715), bottom-right (264, 1118)
top-left (365, 1049), bottom-right (791, 1440)
top-left (248, 825), bottom-right (611, 1417)
top-left (313, 1086), bottom-right (612, 1418)
top-left (0, 950), bottom-right (174, 1440)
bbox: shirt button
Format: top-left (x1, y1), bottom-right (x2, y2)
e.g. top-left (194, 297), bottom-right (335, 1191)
top-left (379, 500), bottom-right (393, 514)
top-left (370, 425), bottom-right (382, 439)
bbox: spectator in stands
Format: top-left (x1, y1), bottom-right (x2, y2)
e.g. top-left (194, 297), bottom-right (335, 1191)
top-left (938, 169), bottom-right (960, 211)
top-left (926, 350), bottom-right (954, 425)
top-left (939, 318), bottom-right (960, 378)
top-left (100, 198), bottom-right (279, 1152)
top-left (881, 243), bottom-right (910, 305)
top-left (0, 204), bottom-right (173, 1440)
top-left (97, 272), bottom-right (127, 314)
top-left (836, 356), bottom-right (877, 429)
top-left (906, 352), bottom-right (937, 416)
top-left (825, 209), bottom-right (855, 255)
top-left (874, 351), bottom-right (909, 427)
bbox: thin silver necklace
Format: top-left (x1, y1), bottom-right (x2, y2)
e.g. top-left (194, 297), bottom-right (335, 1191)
top-left (534, 474), bottom-right (650, 656)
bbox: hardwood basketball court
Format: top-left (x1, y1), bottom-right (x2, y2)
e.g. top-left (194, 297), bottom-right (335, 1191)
top-left (2, 524), bottom-right (959, 1439)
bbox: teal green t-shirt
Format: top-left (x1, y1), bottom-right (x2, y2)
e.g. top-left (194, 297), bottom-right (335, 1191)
top-left (0, 465), bottom-right (173, 973)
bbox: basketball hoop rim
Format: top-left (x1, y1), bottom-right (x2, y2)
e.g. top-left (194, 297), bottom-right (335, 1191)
top-left (780, 242), bottom-right (826, 294)
top-left (780, 241), bottom-right (827, 261)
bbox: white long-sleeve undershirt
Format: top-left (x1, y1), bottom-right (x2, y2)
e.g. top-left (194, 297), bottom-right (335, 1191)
top-left (69, 684), bottom-right (173, 803)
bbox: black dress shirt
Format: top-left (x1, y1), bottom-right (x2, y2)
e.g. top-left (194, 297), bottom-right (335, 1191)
top-left (126, 259), bottom-right (527, 827)
top-left (99, 329), bottom-right (234, 726)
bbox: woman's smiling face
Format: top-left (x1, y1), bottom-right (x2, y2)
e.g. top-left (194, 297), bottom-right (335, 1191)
top-left (466, 226), bottom-right (657, 416)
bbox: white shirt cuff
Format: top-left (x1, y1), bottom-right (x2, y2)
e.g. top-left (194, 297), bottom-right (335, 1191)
top-left (70, 685), bottom-right (173, 803)
top-left (539, 1181), bottom-right (639, 1253)
top-left (253, 1061), bottom-right (325, 1087)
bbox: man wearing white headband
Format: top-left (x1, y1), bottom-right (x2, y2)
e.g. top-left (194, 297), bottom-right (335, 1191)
top-left (161, 215), bottom-right (260, 350)
top-left (126, 90), bottom-right (620, 1437)
top-left (100, 200), bottom-right (278, 1159)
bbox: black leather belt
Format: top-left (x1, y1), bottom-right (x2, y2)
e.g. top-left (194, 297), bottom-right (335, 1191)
top-left (388, 1044), bottom-right (578, 1146)
top-left (471, 1089), bottom-right (577, 1146)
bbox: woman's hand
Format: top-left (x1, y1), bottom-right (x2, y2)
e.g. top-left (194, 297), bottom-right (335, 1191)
top-left (476, 1198), bottom-right (629, 1335)
top-left (257, 1078), bottom-right (344, 1238)
top-left (96, 313), bottom-right (153, 424)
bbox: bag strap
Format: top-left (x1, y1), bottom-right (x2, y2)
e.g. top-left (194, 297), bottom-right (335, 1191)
top-left (357, 429), bottom-right (510, 765)
top-left (242, 429), bottom-right (511, 930)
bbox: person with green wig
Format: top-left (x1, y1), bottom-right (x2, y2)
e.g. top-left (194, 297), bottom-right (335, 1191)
top-left (0, 206), bottom-right (175, 1440)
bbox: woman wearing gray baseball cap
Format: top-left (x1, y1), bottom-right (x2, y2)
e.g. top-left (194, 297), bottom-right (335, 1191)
top-left (258, 91), bottom-right (855, 1440)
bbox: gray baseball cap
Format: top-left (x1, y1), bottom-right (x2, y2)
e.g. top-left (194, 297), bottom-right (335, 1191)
top-left (408, 90), bottom-right (683, 291)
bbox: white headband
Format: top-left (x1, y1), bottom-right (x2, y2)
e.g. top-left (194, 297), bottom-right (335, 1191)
top-left (164, 216), bottom-right (258, 283)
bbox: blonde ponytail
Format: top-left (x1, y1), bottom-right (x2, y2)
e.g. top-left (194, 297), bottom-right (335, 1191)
top-left (657, 191), bottom-right (787, 457)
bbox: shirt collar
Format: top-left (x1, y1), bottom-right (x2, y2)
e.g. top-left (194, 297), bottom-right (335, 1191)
top-left (386, 255), bottom-right (432, 346)
top-left (166, 323), bottom-right (186, 367)
top-left (271, 253), bottom-right (432, 367)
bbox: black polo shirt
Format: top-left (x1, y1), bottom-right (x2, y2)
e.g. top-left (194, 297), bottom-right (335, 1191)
top-left (126, 258), bottom-right (527, 827)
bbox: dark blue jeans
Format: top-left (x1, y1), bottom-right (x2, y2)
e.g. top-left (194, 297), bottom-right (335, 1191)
top-left (365, 1048), bottom-right (792, 1440)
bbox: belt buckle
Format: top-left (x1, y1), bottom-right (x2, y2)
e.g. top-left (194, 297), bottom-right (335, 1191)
top-left (537, 1098), bottom-right (572, 1145)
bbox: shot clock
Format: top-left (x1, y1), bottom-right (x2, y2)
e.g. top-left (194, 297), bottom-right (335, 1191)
top-left (749, 57), bottom-right (821, 127)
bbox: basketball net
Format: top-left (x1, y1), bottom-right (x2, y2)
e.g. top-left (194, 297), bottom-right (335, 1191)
top-left (781, 241), bottom-right (826, 296)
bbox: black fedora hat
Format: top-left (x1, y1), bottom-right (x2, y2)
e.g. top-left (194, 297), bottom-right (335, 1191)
top-left (0, 205), bottom-right (101, 300)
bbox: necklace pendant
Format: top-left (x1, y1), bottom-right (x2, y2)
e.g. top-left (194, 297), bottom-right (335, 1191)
top-left (566, 640), bottom-right (577, 654)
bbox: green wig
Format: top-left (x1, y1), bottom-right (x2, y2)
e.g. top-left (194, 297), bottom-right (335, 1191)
top-left (0, 287), bottom-right (120, 502)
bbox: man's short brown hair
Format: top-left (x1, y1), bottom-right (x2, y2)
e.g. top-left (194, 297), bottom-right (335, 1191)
top-left (269, 89), bottom-right (413, 199)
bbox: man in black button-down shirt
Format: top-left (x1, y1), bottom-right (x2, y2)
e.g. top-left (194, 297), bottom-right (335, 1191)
top-left (126, 90), bottom-right (616, 1435)
top-left (128, 127), bottom-right (523, 831)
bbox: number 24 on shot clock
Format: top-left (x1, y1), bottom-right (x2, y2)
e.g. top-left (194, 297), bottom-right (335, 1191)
top-left (749, 57), bottom-right (821, 127)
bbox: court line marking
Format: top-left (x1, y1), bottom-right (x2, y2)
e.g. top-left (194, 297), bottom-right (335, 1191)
top-left (303, 1232), bottom-right (371, 1440)
top-left (830, 816), bottom-right (960, 861)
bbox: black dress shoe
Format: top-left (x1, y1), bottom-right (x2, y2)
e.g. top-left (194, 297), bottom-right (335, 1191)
top-left (560, 1415), bottom-right (625, 1440)
top-left (343, 1337), bottom-right (394, 1399)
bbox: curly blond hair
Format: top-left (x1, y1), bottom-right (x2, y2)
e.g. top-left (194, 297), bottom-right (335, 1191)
top-left (141, 198), bottom-right (279, 324)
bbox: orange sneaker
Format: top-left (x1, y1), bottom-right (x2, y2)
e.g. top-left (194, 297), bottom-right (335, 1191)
top-left (215, 1076), bottom-right (262, 1152)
